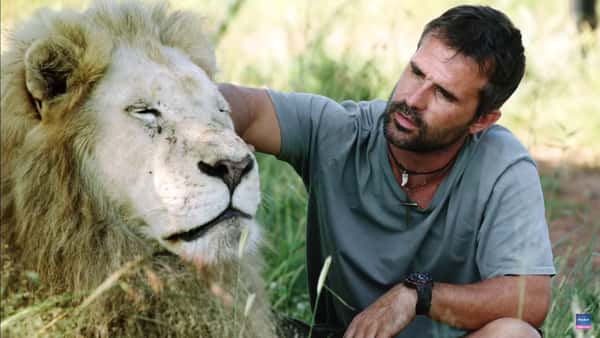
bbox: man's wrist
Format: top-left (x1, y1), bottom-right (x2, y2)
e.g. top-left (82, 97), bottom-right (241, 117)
top-left (391, 284), bottom-right (418, 320)
top-left (404, 285), bottom-right (418, 317)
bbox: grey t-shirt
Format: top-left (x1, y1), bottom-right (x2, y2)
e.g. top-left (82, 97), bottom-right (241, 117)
top-left (268, 90), bottom-right (555, 338)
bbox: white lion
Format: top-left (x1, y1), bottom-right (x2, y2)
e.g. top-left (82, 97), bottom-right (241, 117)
top-left (0, 1), bottom-right (276, 336)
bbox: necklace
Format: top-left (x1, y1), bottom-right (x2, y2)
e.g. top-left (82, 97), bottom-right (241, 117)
top-left (387, 143), bottom-right (456, 187)
top-left (403, 175), bottom-right (443, 192)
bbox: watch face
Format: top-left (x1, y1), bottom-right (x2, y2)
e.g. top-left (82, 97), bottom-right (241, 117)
top-left (407, 272), bottom-right (432, 285)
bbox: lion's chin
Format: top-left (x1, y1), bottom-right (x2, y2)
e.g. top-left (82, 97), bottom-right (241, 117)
top-left (163, 208), bottom-right (251, 243)
top-left (158, 216), bottom-right (259, 265)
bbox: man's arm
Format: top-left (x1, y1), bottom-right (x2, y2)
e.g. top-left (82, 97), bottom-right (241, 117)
top-left (344, 274), bottom-right (551, 338)
top-left (218, 83), bottom-right (281, 155)
top-left (430, 275), bottom-right (550, 329)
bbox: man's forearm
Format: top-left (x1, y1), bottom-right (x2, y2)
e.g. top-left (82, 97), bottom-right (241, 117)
top-left (429, 275), bottom-right (551, 330)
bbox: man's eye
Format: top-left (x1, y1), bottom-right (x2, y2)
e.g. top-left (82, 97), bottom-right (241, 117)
top-left (411, 67), bottom-right (424, 77)
top-left (436, 88), bottom-right (456, 102)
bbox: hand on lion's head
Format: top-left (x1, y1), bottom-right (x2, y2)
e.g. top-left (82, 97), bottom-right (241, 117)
top-left (3, 0), bottom-right (260, 266)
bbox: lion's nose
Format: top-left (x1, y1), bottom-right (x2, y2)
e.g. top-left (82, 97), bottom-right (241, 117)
top-left (197, 155), bottom-right (254, 192)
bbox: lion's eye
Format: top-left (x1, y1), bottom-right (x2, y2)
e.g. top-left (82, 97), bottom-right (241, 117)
top-left (136, 108), bottom-right (161, 116)
top-left (129, 108), bottom-right (161, 123)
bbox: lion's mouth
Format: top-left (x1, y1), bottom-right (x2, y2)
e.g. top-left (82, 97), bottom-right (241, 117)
top-left (164, 208), bottom-right (251, 242)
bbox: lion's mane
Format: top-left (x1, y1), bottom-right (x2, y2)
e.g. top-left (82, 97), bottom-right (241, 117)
top-left (0, 1), bottom-right (275, 337)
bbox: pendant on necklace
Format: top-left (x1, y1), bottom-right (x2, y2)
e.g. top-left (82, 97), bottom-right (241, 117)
top-left (401, 171), bottom-right (409, 187)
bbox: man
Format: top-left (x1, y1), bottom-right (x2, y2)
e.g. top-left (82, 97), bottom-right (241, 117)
top-left (220, 5), bottom-right (555, 338)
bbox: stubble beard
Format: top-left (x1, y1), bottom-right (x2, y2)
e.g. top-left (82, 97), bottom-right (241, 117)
top-left (382, 100), bottom-right (470, 153)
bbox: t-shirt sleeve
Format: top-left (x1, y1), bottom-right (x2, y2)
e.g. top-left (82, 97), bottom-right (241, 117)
top-left (476, 159), bottom-right (556, 278)
top-left (266, 89), bottom-right (356, 182)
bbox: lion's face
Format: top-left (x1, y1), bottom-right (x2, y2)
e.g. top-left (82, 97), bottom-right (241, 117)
top-left (87, 46), bottom-right (260, 263)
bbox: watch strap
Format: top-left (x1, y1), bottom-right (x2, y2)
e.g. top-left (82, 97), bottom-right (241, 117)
top-left (414, 284), bottom-right (432, 315)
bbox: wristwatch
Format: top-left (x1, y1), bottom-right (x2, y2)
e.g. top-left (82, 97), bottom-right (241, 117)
top-left (403, 272), bottom-right (433, 316)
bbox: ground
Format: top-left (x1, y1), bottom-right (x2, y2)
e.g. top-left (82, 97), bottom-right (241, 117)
top-left (537, 157), bottom-right (600, 271)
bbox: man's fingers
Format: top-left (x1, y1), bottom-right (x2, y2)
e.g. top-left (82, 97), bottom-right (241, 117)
top-left (344, 319), bottom-right (358, 338)
top-left (344, 317), bottom-right (382, 338)
top-left (375, 325), bottom-right (393, 338)
top-left (364, 322), bottom-right (378, 338)
top-left (344, 316), bottom-right (369, 338)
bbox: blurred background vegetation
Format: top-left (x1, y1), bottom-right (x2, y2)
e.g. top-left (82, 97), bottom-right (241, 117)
top-left (1, 0), bottom-right (598, 337)
top-left (2, 0), bottom-right (599, 161)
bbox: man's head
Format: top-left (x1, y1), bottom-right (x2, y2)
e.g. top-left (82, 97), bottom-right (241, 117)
top-left (384, 5), bottom-right (525, 152)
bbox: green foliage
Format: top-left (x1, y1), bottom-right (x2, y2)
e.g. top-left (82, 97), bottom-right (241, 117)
top-left (255, 154), bottom-right (311, 321)
top-left (543, 239), bottom-right (600, 338)
top-left (283, 4), bottom-right (391, 101)
top-left (290, 43), bottom-right (388, 101)
top-left (540, 171), bottom-right (599, 336)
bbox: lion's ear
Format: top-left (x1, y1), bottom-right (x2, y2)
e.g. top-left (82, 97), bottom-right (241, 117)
top-left (25, 36), bottom-right (80, 103)
top-left (23, 28), bottom-right (111, 121)
top-left (23, 32), bottom-right (102, 121)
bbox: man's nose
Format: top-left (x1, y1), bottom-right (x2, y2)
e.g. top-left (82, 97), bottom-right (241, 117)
top-left (405, 84), bottom-right (430, 111)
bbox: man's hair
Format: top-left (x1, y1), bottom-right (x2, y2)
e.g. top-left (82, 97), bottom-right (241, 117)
top-left (418, 5), bottom-right (525, 117)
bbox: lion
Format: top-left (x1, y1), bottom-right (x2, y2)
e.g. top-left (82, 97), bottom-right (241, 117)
top-left (0, 1), bottom-right (277, 336)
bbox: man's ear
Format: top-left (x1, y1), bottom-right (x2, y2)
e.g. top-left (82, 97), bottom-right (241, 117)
top-left (24, 36), bottom-right (81, 118)
top-left (469, 109), bottom-right (501, 134)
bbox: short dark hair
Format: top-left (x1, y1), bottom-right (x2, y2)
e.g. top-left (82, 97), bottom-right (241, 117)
top-left (418, 5), bottom-right (525, 117)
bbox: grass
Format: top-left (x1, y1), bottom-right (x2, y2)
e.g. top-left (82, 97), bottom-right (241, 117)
top-left (1, 0), bottom-right (599, 337)
top-left (545, 241), bottom-right (599, 337)
top-left (254, 154), bottom-right (311, 321)
top-left (539, 167), bottom-right (599, 337)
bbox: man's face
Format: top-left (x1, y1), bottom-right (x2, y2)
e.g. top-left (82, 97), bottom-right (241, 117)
top-left (384, 34), bottom-right (489, 152)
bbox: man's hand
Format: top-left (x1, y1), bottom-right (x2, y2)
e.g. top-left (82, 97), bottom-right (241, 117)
top-left (343, 284), bottom-right (417, 338)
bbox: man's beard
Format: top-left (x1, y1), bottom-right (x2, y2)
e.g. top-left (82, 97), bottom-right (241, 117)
top-left (383, 100), bottom-right (470, 153)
